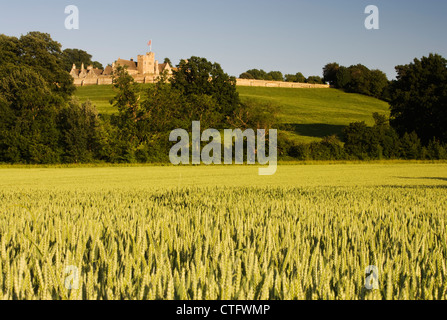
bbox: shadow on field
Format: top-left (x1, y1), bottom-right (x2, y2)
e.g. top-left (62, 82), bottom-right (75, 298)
top-left (385, 185), bottom-right (447, 189)
top-left (398, 177), bottom-right (447, 182)
top-left (280, 123), bottom-right (346, 138)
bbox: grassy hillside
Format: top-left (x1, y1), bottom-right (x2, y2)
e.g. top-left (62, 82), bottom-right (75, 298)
top-left (74, 85), bottom-right (390, 143)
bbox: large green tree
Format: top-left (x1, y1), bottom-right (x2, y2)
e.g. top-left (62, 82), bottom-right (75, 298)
top-left (17, 32), bottom-right (75, 100)
top-left (62, 48), bottom-right (103, 71)
top-left (171, 56), bottom-right (240, 119)
top-left (0, 32), bottom-right (75, 100)
top-left (0, 65), bottom-right (63, 163)
top-left (323, 62), bottom-right (340, 85)
top-left (390, 53), bottom-right (447, 144)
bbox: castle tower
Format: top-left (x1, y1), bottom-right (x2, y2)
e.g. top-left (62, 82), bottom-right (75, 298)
top-left (155, 60), bottom-right (159, 76)
top-left (137, 52), bottom-right (155, 75)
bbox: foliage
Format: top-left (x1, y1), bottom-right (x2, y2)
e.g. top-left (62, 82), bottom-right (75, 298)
top-left (57, 99), bottom-right (104, 163)
top-left (241, 69), bottom-right (269, 80)
top-left (284, 72), bottom-right (306, 83)
top-left (0, 65), bottom-right (63, 163)
top-left (15, 32), bottom-right (75, 100)
top-left (61, 48), bottom-right (103, 71)
top-left (389, 53), bottom-right (447, 144)
top-left (228, 99), bottom-right (279, 131)
top-left (267, 71), bottom-right (284, 82)
top-left (323, 62), bottom-right (340, 85)
top-left (332, 63), bottom-right (389, 100)
top-left (306, 76), bottom-right (324, 84)
top-left (239, 72), bottom-right (255, 79)
top-left (342, 113), bottom-right (402, 160)
top-left (172, 56), bottom-right (240, 117)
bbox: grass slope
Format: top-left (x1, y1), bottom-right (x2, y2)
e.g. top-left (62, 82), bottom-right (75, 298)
top-left (74, 85), bottom-right (390, 143)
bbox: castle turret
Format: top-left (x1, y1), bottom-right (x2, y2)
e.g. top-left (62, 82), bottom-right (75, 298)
top-left (155, 60), bottom-right (159, 76)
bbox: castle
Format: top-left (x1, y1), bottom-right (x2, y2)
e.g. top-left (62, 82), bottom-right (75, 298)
top-left (70, 51), bottom-right (330, 89)
top-left (70, 51), bottom-right (174, 86)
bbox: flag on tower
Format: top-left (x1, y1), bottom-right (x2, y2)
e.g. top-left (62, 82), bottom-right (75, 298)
top-left (148, 40), bottom-right (152, 52)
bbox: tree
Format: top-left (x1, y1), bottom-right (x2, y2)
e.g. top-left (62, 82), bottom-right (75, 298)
top-left (369, 69), bottom-right (389, 99)
top-left (285, 72), bottom-right (305, 83)
top-left (0, 65), bottom-right (63, 163)
top-left (92, 61), bottom-right (103, 70)
top-left (346, 64), bottom-right (371, 95)
top-left (284, 74), bottom-right (296, 82)
top-left (164, 57), bottom-right (172, 66)
top-left (239, 72), bottom-right (254, 79)
top-left (400, 132), bottom-right (422, 159)
top-left (171, 56), bottom-right (240, 119)
top-left (267, 71), bottom-right (284, 82)
top-left (110, 65), bottom-right (142, 142)
top-left (17, 32), bottom-right (75, 100)
top-left (295, 72), bottom-right (306, 83)
top-left (323, 62), bottom-right (340, 85)
top-left (58, 99), bottom-right (104, 163)
top-left (0, 34), bottom-right (20, 66)
top-left (62, 48), bottom-right (92, 71)
top-left (306, 76), bottom-right (324, 84)
top-left (243, 69), bottom-right (268, 80)
top-left (335, 66), bottom-right (351, 89)
top-left (62, 48), bottom-right (103, 71)
top-left (342, 121), bottom-right (371, 159)
top-left (390, 53), bottom-right (447, 144)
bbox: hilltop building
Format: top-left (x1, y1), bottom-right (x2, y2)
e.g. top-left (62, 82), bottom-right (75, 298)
top-left (70, 51), bottom-right (174, 86)
top-left (70, 50), bottom-right (330, 89)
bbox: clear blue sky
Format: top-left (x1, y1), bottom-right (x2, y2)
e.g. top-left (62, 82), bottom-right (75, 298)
top-left (1, 0), bottom-right (446, 79)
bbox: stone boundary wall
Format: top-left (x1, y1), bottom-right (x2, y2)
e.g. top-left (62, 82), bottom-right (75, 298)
top-left (74, 77), bottom-right (331, 89)
top-left (236, 78), bottom-right (330, 89)
top-left (73, 76), bottom-right (160, 86)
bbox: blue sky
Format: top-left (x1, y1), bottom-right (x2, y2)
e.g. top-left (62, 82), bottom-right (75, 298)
top-left (0, 0), bottom-right (446, 79)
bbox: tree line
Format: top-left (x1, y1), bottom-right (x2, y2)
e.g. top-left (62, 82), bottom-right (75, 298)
top-left (0, 32), bottom-right (277, 163)
top-left (323, 62), bottom-right (389, 100)
top-left (239, 69), bottom-right (324, 84)
top-left (0, 32), bottom-right (446, 164)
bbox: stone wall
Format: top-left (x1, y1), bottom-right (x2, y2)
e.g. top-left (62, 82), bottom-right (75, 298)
top-left (74, 76), bottom-right (331, 89)
top-left (236, 78), bottom-right (330, 89)
top-left (74, 76), bottom-right (113, 86)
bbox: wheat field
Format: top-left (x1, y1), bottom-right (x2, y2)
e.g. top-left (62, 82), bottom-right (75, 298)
top-left (0, 163), bottom-right (446, 300)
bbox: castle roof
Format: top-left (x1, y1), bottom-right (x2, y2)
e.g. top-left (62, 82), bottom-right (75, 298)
top-left (103, 65), bottom-right (113, 75)
top-left (91, 68), bottom-right (103, 76)
top-left (115, 58), bottom-right (137, 70)
top-left (158, 63), bottom-right (168, 72)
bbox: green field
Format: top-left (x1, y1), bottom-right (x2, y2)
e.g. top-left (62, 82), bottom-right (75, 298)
top-left (74, 85), bottom-right (390, 143)
top-left (1, 163), bottom-right (447, 300)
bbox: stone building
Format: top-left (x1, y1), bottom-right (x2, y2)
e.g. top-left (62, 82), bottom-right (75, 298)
top-left (70, 51), bottom-right (174, 86)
